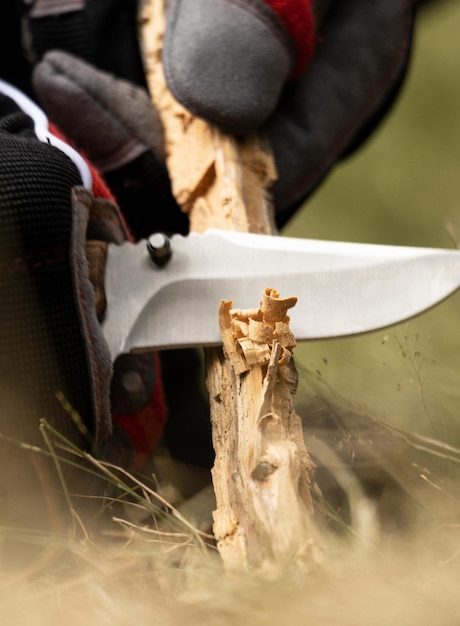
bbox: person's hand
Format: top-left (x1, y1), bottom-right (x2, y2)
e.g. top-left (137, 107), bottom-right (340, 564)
top-left (0, 83), bottom-right (167, 530)
top-left (161, 0), bottom-right (420, 223)
top-left (31, 50), bottom-right (188, 240)
top-left (0, 82), bottom-right (113, 524)
top-left (24, 0), bottom-right (419, 228)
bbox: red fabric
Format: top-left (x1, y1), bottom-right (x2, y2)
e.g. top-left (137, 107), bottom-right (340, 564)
top-left (262, 0), bottom-right (315, 77)
top-left (49, 122), bottom-right (116, 202)
top-left (49, 122), bottom-right (134, 241)
top-left (112, 353), bottom-right (167, 471)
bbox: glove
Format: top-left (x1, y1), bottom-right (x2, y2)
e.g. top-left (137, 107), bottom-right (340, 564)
top-left (31, 49), bottom-right (188, 240)
top-left (0, 80), bottom-right (109, 445)
top-left (161, 0), bottom-right (420, 223)
top-left (0, 81), bottom-right (167, 527)
top-left (163, 0), bottom-right (315, 133)
top-left (0, 81), bottom-right (109, 524)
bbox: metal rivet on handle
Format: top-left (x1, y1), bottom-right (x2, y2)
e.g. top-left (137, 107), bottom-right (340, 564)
top-left (121, 370), bottom-right (148, 404)
top-left (147, 233), bottom-right (172, 267)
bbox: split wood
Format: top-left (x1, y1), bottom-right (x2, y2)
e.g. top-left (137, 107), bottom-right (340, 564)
top-left (138, 0), bottom-right (320, 575)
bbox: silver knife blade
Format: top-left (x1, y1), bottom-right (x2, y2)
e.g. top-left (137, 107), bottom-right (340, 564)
top-left (101, 229), bottom-right (460, 360)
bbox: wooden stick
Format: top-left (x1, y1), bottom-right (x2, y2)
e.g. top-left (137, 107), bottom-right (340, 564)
top-left (138, 0), bottom-right (320, 574)
top-left (212, 291), bottom-right (320, 572)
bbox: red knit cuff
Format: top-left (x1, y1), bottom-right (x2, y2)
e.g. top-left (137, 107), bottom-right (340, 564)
top-left (263, 0), bottom-right (315, 77)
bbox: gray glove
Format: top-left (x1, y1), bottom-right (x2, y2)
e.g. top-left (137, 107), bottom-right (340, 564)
top-left (163, 0), bottom-right (420, 222)
top-left (32, 50), bottom-right (188, 239)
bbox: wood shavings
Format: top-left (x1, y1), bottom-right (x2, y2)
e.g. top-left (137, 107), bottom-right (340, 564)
top-left (220, 288), bottom-right (298, 374)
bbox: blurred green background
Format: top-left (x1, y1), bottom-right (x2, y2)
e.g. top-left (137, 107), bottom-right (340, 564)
top-left (282, 1), bottom-right (460, 444)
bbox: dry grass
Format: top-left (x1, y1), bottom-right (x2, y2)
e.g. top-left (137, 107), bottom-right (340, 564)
top-left (1, 368), bottom-right (460, 626)
top-left (0, 487), bottom-right (459, 626)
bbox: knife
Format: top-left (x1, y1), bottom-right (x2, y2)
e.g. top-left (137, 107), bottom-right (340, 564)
top-left (101, 229), bottom-right (460, 361)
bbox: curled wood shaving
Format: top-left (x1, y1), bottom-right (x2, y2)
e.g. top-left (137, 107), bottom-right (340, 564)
top-left (219, 288), bottom-right (297, 373)
top-left (261, 288), bottom-right (297, 324)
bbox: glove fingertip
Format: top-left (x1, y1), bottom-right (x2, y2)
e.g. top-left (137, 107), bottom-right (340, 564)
top-left (33, 51), bottom-right (166, 172)
top-left (164, 0), bottom-right (293, 133)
